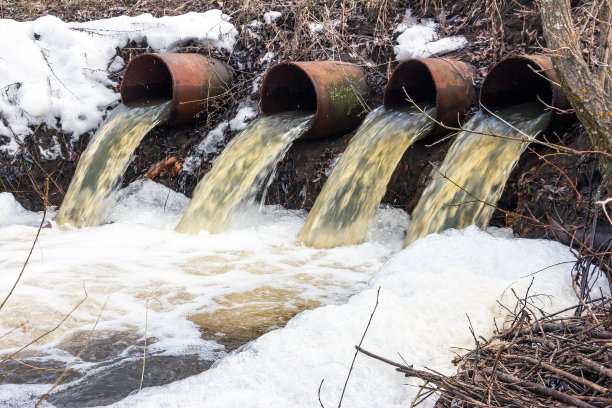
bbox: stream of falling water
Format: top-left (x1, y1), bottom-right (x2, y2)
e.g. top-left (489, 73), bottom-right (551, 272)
top-left (299, 105), bottom-right (435, 249)
top-left (404, 102), bottom-right (550, 246)
top-left (175, 111), bottom-right (314, 234)
top-left (55, 100), bottom-right (172, 228)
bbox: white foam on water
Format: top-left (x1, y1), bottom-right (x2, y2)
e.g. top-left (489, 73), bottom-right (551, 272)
top-left (1, 181), bottom-right (607, 407)
top-left (0, 192), bottom-right (54, 227)
top-left (0, 384), bottom-right (52, 407)
top-left (1, 181), bottom-right (401, 347)
top-left (0, 180), bottom-right (406, 404)
top-left (109, 227), bottom-right (608, 408)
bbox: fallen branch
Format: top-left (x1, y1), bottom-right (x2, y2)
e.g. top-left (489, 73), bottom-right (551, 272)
top-left (482, 367), bottom-right (597, 408)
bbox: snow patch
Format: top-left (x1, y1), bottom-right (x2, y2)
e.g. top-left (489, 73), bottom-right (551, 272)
top-left (324, 154), bottom-right (342, 176)
top-left (228, 77), bottom-right (262, 132)
top-left (263, 11), bottom-right (282, 24)
top-left (37, 135), bottom-right (62, 160)
top-left (0, 11), bottom-right (238, 156)
top-left (308, 19), bottom-right (340, 35)
top-left (394, 9), bottom-right (467, 60)
top-left (229, 106), bottom-right (258, 131)
top-left (182, 121), bottom-right (230, 173)
top-left (259, 52), bottom-right (275, 65)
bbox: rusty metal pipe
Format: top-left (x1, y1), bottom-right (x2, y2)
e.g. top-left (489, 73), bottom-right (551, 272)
top-left (260, 61), bottom-right (369, 139)
top-left (480, 55), bottom-right (573, 132)
top-left (384, 58), bottom-right (477, 139)
top-left (120, 53), bottom-right (233, 124)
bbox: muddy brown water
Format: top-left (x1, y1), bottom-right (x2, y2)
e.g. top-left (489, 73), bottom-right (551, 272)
top-left (299, 105), bottom-right (435, 249)
top-left (405, 102), bottom-right (551, 246)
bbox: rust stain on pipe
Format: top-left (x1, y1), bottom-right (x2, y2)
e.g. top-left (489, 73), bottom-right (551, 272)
top-left (260, 61), bottom-right (369, 139)
top-left (121, 53), bottom-right (233, 124)
top-left (384, 58), bottom-right (477, 140)
top-left (480, 55), bottom-right (573, 132)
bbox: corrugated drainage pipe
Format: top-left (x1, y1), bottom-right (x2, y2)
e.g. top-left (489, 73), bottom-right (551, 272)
top-left (260, 61), bottom-right (369, 139)
top-left (120, 53), bottom-right (234, 124)
top-left (384, 58), bottom-right (477, 139)
top-left (480, 55), bottom-right (573, 132)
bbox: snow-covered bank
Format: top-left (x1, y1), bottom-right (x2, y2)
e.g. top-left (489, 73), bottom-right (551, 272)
top-left (112, 228), bottom-right (606, 407)
top-left (0, 11), bottom-right (237, 156)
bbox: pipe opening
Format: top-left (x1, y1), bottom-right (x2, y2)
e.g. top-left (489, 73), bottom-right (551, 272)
top-left (384, 60), bottom-right (436, 108)
top-left (121, 54), bottom-right (173, 105)
top-left (383, 58), bottom-right (477, 140)
top-left (261, 61), bottom-right (368, 138)
top-left (260, 64), bottom-right (317, 114)
top-left (480, 57), bottom-right (553, 111)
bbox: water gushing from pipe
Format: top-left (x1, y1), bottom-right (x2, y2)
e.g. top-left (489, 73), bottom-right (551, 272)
top-left (404, 103), bottom-right (550, 246)
top-left (175, 112), bottom-right (314, 234)
top-left (56, 100), bottom-right (172, 227)
top-left (404, 55), bottom-right (573, 246)
top-left (298, 105), bottom-right (435, 248)
top-left (298, 58), bottom-right (476, 248)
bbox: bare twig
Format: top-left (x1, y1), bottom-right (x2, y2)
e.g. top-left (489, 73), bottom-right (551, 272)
top-left (0, 177), bottom-right (49, 312)
top-left (338, 287), bottom-right (381, 407)
top-left (35, 297), bottom-right (109, 408)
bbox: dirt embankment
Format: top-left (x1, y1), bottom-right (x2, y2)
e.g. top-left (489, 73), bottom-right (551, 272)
top-left (0, 0), bottom-right (608, 250)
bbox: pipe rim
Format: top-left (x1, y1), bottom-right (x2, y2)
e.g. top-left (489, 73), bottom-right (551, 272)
top-left (384, 57), bottom-right (477, 138)
top-left (121, 53), bottom-right (174, 98)
top-left (120, 53), bottom-right (182, 121)
top-left (480, 55), bottom-right (555, 112)
top-left (260, 62), bottom-right (319, 136)
top-left (384, 59), bottom-right (438, 110)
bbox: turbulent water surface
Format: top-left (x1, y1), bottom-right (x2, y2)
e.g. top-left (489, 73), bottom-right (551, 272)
top-left (0, 181), bottom-right (405, 406)
top-left (299, 105), bottom-right (435, 249)
top-left (0, 180), bottom-right (602, 407)
top-left (405, 102), bottom-right (550, 246)
top-left (56, 100), bottom-right (172, 228)
top-left (0, 103), bottom-right (601, 408)
top-left (176, 111), bottom-right (314, 234)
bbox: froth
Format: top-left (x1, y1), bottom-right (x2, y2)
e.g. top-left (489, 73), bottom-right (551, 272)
top-left (0, 180), bottom-right (407, 404)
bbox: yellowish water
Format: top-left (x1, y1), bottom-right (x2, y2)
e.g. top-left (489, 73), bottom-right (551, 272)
top-left (176, 111), bottom-right (314, 234)
top-left (56, 100), bottom-right (172, 228)
top-left (404, 103), bottom-right (550, 246)
top-left (299, 105), bottom-right (435, 249)
top-left (190, 286), bottom-right (320, 351)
